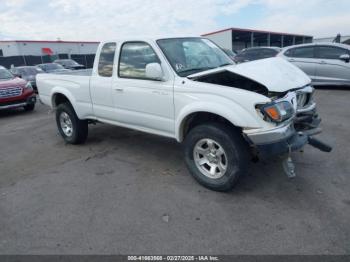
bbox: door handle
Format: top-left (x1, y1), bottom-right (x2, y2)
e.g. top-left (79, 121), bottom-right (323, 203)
top-left (114, 87), bottom-right (124, 92)
top-left (320, 61), bottom-right (326, 64)
top-left (289, 59), bottom-right (295, 62)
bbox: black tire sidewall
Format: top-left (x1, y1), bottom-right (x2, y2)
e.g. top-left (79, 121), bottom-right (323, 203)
top-left (184, 123), bottom-right (249, 191)
top-left (55, 103), bottom-right (87, 144)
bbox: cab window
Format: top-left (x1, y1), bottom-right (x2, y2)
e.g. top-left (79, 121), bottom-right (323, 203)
top-left (118, 42), bottom-right (160, 79)
top-left (98, 42), bottom-right (116, 77)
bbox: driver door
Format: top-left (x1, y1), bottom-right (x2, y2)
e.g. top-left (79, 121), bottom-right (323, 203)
top-left (112, 41), bottom-right (175, 137)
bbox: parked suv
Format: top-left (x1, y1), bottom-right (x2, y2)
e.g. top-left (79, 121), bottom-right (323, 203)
top-left (278, 43), bottom-right (350, 86)
top-left (0, 66), bottom-right (36, 111)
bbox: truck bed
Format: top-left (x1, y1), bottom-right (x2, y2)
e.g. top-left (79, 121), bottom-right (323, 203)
top-left (37, 70), bottom-right (94, 118)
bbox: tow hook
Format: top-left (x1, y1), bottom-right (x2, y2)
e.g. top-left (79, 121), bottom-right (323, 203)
top-left (308, 136), bottom-right (332, 152)
top-left (282, 144), bottom-right (296, 178)
top-left (282, 156), bottom-right (296, 178)
top-left (281, 134), bottom-right (332, 178)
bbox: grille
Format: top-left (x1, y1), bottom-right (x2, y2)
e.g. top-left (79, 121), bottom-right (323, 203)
top-left (296, 92), bottom-right (310, 109)
top-left (0, 87), bottom-right (23, 99)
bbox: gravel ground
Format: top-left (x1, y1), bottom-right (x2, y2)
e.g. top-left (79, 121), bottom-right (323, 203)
top-left (0, 89), bottom-right (349, 255)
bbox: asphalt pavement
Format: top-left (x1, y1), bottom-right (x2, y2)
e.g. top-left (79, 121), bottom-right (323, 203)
top-left (0, 89), bottom-right (349, 254)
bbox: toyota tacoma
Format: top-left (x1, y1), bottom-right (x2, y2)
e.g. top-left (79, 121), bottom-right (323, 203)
top-left (37, 37), bottom-right (332, 191)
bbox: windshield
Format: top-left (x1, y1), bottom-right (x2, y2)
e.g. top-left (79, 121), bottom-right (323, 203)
top-left (17, 67), bottom-right (42, 75)
top-left (57, 60), bottom-right (79, 66)
top-left (0, 68), bottom-right (14, 80)
top-left (40, 63), bottom-right (65, 71)
top-left (157, 38), bottom-right (234, 77)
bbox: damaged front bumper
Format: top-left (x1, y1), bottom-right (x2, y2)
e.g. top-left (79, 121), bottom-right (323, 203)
top-left (244, 102), bottom-right (332, 157)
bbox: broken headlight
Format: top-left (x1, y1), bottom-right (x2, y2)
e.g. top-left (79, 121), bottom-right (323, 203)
top-left (259, 101), bottom-right (295, 123)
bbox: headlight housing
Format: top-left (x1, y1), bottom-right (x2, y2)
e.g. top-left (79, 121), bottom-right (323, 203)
top-left (25, 82), bottom-right (33, 90)
top-left (259, 101), bottom-right (295, 123)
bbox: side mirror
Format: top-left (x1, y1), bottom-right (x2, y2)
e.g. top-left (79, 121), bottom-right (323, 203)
top-left (145, 63), bottom-right (164, 80)
top-left (339, 54), bottom-right (350, 63)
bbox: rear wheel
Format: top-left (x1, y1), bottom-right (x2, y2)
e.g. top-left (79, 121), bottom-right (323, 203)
top-left (55, 103), bottom-right (88, 144)
top-left (184, 123), bottom-right (249, 192)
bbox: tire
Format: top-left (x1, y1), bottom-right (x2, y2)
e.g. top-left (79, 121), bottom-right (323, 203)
top-left (183, 123), bottom-right (250, 192)
top-left (55, 103), bottom-right (88, 144)
top-left (24, 103), bottom-right (35, 111)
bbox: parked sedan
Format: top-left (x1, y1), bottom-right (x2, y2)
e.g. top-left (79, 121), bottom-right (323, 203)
top-left (36, 63), bottom-right (70, 73)
top-left (53, 59), bottom-right (85, 70)
top-left (10, 66), bottom-right (44, 92)
top-left (234, 47), bottom-right (281, 63)
top-left (278, 43), bottom-right (350, 86)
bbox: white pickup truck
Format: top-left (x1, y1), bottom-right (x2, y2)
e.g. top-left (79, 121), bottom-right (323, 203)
top-left (37, 37), bottom-right (331, 191)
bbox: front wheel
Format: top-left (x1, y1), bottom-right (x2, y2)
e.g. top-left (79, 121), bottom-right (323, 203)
top-left (55, 103), bottom-right (88, 144)
top-left (183, 123), bottom-right (250, 192)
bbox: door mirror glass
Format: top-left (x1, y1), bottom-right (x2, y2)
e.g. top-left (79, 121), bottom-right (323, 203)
top-left (339, 54), bottom-right (350, 62)
top-left (145, 63), bottom-right (163, 80)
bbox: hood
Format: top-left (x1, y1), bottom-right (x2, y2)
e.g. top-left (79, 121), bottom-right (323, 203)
top-left (0, 77), bottom-right (26, 89)
top-left (188, 57), bottom-right (311, 93)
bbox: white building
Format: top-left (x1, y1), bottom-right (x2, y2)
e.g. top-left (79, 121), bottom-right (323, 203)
top-left (0, 40), bottom-right (99, 57)
top-left (314, 35), bottom-right (350, 45)
top-left (202, 27), bottom-right (313, 52)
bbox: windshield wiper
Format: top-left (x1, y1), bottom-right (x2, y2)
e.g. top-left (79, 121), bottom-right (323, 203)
top-left (178, 67), bottom-right (215, 76)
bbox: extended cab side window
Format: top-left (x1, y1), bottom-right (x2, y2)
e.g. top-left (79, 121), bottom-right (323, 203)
top-left (118, 42), bottom-right (160, 79)
top-left (98, 42), bottom-right (116, 77)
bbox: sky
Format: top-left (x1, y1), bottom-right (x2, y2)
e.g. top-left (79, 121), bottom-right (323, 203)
top-left (0, 0), bottom-right (349, 41)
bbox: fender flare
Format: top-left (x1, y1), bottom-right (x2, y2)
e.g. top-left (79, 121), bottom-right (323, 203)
top-left (50, 87), bottom-right (80, 116)
top-left (175, 101), bottom-right (262, 142)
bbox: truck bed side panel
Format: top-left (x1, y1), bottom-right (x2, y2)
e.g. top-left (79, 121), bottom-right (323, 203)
top-left (37, 73), bottom-right (94, 119)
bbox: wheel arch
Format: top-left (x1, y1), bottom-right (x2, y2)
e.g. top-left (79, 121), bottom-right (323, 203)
top-left (178, 111), bottom-right (239, 142)
top-left (50, 88), bottom-right (79, 116)
top-left (52, 93), bottom-right (73, 108)
top-left (176, 102), bottom-right (262, 142)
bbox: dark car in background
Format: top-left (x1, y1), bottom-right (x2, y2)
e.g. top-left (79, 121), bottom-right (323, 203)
top-left (0, 66), bottom-right (36, 111)
top-left (36, 63), bottom-right (70, 73)
top-left (10, 66), bottom-right (44, 92)
top-left (234, 47), bottom-right (282, 63)
top-left (53, 59), bottom-right (85, 70)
